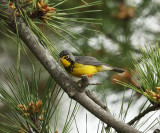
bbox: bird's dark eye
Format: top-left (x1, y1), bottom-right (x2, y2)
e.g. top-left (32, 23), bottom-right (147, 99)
top-left (65, 55), bottom-right (69, 59)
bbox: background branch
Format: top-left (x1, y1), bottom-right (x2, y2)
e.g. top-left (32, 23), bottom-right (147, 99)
top-left (0, 1), bottom-right (142, 133)
top-left (128, 103), bottom-right (160, 125)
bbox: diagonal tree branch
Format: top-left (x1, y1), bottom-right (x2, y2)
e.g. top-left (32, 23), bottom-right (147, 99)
top-left (0, 1), bottom-right (142, 133)
top-left (85, 90), bottom-right (111, 113)
top-left (128, 103), bottom-right (160, 125)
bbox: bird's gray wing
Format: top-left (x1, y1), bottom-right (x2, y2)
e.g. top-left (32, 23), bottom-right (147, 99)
top-left (75, 56), bottom-right (124, 73)
top-left (75, 56), bottom-right (106, 66)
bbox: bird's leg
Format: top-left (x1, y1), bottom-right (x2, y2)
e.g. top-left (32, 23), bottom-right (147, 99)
top-left (85, 75), bottom-right (102, 85)
top-left (77, 74), bottom-right (92, 84)
top-left (87, 74), bottom-right (93, 79)
top-left (89, 83), bottom-right (102, 85)
top-left (77, 75), bottom-right (101, 86)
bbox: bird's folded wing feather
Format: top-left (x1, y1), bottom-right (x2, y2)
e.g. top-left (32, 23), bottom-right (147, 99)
top-left (75, 56), bottom-right (107, 66)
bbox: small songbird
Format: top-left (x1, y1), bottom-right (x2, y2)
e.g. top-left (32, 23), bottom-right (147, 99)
top-left (59, 50), bottom-right (124, 78)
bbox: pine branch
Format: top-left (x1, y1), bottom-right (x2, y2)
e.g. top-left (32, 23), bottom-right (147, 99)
top-left (154, 129), bottom-right (160, 133)
top-left (128, 103), bottom-right (160, 125)
top-left (0, 1), bottom-right (142, 133)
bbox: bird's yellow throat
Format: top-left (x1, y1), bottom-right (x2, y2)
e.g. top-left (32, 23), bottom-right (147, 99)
top-left (60, 57), bottom-right (71, 67)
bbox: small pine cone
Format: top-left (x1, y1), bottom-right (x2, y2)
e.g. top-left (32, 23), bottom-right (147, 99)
top-left (149, 90), bottom-right (157, 97)
top-left (156, 87), bottom-right (160, 93)
top-left (29, 101), bottom-right (35, 113)
top-left (42, 4), bottom-right (48, 9)
top-left (41, 110), bottom-right (45, 114)
top-left (153, 96), bottom-right (158, 101)
top-left (40, 0), bottom-right (43, 5)
top-left (37, 2), bottom-right (41, 8)
top-left (38, 116), bottom-right (42, 121)
top-left (18, 104), bottom-right (23, 109)
top-left (35, 100), bottom-right (42, 112)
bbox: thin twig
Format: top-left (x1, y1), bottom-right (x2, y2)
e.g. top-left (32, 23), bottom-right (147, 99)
top-left (89, 83), bottom-right (102, 85)
top-left (128, 103), bottom-right (160, 125)
top-left (85, 90), bottom-right (111, 114)
top-left (154, 129), bottom-right (160, 133)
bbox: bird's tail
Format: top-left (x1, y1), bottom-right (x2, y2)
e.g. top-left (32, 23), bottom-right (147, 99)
top-left (101, 65), bottom-right (124, 73)
top-left (111, 67), bottom-right (124, 73)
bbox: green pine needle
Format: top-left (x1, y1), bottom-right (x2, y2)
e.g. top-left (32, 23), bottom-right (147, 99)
top-left (0, 66), bottom-right (64, 133)
top-left (116, 44), bottom-right (160, 103)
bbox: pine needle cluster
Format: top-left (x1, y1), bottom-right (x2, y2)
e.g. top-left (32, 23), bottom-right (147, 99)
top-left (0, 67), bottom-right (63, 133)
top-left (117, 45), bottom-right (160, 104)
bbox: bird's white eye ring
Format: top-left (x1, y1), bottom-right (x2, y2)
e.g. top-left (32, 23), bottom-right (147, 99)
top-left (66, 55), bottom-right (69, 59)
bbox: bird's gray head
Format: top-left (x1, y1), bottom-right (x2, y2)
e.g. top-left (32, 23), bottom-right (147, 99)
top-left (59, 50), bottom-right (75, 62)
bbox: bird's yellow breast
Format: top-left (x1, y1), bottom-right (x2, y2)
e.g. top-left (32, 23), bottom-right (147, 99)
top-left (60, 58), bottom-right (103, 77)
top-left (70, 63), bottom-right (102, 77)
